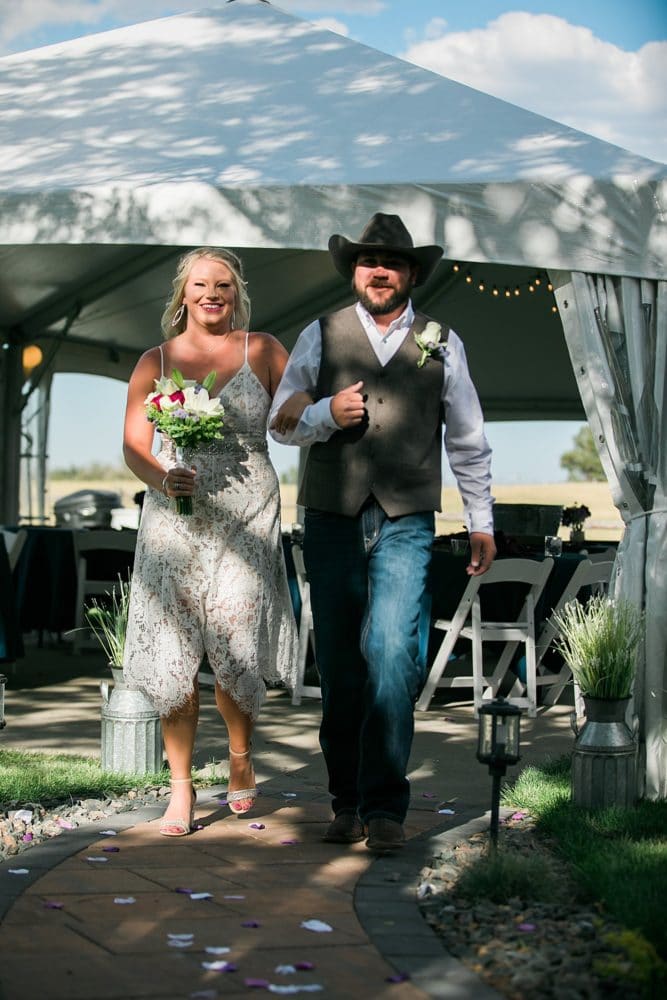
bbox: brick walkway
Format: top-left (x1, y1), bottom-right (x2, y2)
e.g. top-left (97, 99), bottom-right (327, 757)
top-left (0, 644), bottom-right (574, 999)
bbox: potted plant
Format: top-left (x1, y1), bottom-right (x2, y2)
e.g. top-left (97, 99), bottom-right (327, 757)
top-left (85, 575), bottom-right (131, 680)
top-left (85, 576), bottom-right (163, 775)
top-left (552, 595), bottom-right (644, 808)
top-left (561, 503), bottom-right (591, 544)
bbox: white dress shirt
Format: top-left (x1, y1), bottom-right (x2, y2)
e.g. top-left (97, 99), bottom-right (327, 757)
top-left (269, 301), bottom-right (494, 534)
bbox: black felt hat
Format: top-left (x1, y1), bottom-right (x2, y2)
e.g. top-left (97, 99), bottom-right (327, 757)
top-left (328, 212), bottom-right (443, 286)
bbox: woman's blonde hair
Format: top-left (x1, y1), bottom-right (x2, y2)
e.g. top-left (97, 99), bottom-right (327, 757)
top-left (161, 247), bottom-right (251, 338)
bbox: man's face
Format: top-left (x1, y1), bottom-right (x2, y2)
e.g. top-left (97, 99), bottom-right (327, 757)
top-left (352, 252), bottom-right (416, 316)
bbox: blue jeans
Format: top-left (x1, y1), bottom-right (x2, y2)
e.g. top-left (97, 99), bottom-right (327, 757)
top-left (304, 502), bottom-right (434, 823)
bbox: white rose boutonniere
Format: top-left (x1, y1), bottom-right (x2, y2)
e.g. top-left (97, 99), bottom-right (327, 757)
top-left (414, 321), bottom-right (446, 368)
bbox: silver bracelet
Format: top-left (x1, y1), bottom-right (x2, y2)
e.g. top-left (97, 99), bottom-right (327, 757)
top-left (161, 474), bottom-right (169, 495)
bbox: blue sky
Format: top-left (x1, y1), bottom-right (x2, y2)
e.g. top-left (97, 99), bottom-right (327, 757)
top-left (5, 1), bottom-right (665, 483)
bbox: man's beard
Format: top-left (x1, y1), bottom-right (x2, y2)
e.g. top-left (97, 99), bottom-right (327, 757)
top-left (355, 284), bottom-right (410, 316)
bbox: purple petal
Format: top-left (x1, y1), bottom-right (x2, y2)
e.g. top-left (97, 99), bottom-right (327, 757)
top-left (241, 920), bottom-right (261, 928)
top-left (249, 823), bottom-right (265, 830)
top-left (22, 833), bottom-right (34, 842)
top-left (421, 792), bottom-right (436, 799)
top-left (280, 839), bottom-right (299, 845)
top-left (102, 846), bottom-right (120, 852)
top-left (244, 979), bottom-right (270, 988)
top-left (386, 972), bottom-right (410, 983)
top-left (217, 798), bottom-right (228, 806)
top-left (175, 887), bottom-right (194, 894)
top-left (518, 923), bottom-right (536, 932)
top-left (294, 962), bottom-right (315, 971)
top-left (44, 901), bottom-right (64, 910)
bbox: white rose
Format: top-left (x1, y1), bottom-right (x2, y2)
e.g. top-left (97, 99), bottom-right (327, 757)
top-left (421, 322), bottom-right (442, 349)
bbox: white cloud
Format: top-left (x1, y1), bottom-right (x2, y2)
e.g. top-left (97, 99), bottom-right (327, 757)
top-left (310, 17), bottom-right (350, 37)
top-left (401, 12), bottom-right (667, 164)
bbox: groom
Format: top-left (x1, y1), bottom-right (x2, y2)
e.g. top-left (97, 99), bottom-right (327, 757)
top-left (270, 213), bottom-right (495, 853)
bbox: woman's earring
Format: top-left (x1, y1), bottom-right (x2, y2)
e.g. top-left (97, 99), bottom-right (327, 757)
top-left (171, 304), bottom-right (186, 327)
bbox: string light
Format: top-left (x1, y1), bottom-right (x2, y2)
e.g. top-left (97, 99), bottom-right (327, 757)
top-left (451, 266), bottom-right (557, 315)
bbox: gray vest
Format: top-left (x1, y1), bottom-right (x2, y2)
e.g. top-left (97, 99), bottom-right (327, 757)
top-left (298, 305), bottom-right (446, 517)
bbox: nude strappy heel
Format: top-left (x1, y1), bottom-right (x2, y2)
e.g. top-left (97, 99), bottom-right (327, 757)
top-left (159, 777), bottom-right (196, 837)
top-left (227, 747), bottom-right (257, 815)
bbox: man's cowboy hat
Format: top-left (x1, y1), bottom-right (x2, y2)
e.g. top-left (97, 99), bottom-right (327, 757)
top-left (328, 213), bottom-right (443, 286)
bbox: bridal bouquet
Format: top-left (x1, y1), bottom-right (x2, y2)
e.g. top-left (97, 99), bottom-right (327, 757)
top-left (144, 368), bottom-right (224, 515)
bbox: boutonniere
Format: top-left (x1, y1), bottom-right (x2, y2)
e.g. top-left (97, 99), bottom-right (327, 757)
top-left (414, 321), bottom-right (446, 368)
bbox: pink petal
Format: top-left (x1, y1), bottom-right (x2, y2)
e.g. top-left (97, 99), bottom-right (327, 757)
top-left (22, 833), bottom-right (34, 842)
top-left (56, 818), bottom-right (75, 829)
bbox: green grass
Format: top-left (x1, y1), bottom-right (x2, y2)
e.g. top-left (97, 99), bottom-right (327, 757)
top-left (0, 749), bottom-right (170, 806)
top-left (502, 756), bottom-right (667, 964)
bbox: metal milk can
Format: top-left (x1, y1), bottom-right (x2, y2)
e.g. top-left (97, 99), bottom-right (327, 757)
top-left (100, 668), bottom-right (162, 775)
top-left (571, 696), bottom-right (637, 809)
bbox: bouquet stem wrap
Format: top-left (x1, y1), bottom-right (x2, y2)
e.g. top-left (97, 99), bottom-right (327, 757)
top-left (174, 446), bottom-right (193, 516)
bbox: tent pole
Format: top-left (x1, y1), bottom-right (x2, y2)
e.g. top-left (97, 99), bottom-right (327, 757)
top-left (0, 344), bottom-right (23, 525)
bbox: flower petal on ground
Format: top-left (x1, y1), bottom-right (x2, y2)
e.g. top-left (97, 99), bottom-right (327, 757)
top-left (205, 947), bottom-right (231, 955)
top-left (249, 823), bottom-right (265, 830)
top-left (43, 901), bottom-right (64, 909)
top-left (8, 869), bottom-right (29, 875)
top-left (300, 920), bottom-right (332, 933)
top-left (114, 897), bottom-right (136, 905)
top-left (190, 892), bottom-right (213, 900)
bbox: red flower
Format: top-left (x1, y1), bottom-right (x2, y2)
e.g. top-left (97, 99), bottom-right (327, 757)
top-left (150, 393), bottom-right (164, 411)
top-left (168, 390), bottom-right (185, 404)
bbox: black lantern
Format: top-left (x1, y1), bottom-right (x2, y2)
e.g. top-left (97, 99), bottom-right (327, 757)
top-left (476, 697), bottom-right (523, 850)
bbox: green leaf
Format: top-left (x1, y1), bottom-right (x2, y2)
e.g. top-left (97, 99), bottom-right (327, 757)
top-left (171, 368), bottom-right (185, 389)
top-left (202, 371), bottom-right (217, 393)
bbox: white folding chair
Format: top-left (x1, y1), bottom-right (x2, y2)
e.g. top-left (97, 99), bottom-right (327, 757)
top-left (1, 528), bottom-right (27, 572)
top-left (72, 529), bottom-right (137, 653)
top-left (416, 557), bottom-right (554, 717)
top-left (533, 557), bottom-right (615, 711)
top-left (290, 535), bottom-right (321, 705)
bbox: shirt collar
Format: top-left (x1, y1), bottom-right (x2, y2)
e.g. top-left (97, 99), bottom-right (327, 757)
top-left (355, 300), bottom-right (414, 341)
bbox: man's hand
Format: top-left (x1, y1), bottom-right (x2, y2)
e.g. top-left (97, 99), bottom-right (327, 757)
top-left (466, 531), bottom-right (497, 577)
top-left (270, 391), bottom-right (313, 435)
top-left (331, 380), bottom-right (366, 428)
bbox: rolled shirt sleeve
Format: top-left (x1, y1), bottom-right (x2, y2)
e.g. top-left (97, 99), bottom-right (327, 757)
top-left (268, 320), bottom-right (340, 446)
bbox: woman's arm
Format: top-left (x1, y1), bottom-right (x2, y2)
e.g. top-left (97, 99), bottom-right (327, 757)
top-left (122, 348), bottom-right (194, 495)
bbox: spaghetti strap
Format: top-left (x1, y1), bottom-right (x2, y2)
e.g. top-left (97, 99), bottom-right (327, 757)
top-left (244, 331), bottom-right (250, 365)
top-left (158, 343), bottom-right (165, 379)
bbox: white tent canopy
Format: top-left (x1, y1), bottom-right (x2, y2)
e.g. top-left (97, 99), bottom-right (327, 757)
top-left (0, 0), bottom-right (665, 797)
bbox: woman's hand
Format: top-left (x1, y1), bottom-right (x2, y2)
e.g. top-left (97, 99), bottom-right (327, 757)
top-left (270, 391), bottom-right (314, 435)
top-left (161, 464), bottom-right (196, 498)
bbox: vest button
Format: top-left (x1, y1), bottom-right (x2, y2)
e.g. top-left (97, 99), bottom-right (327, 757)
top-left (378, 397), bottom-right (384, 404)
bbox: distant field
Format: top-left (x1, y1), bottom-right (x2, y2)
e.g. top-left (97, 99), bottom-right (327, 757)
top-left (42, 475), bottom-right (623, 542)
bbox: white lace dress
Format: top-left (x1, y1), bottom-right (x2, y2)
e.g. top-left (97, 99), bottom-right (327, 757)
top-left (123, 341), bottom-right (298, 719)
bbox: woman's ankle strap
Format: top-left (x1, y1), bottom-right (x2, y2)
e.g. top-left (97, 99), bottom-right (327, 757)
top-left (229, 747), bottom-right (251, 757)
top-left (170, 777), bottom-right (193, 784)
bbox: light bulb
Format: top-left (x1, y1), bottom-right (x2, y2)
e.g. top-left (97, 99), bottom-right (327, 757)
top-left (465, 272), bottom-right (473, 284)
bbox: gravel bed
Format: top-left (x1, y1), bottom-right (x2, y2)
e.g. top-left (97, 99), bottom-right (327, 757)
top-left (417, 813), bottom-right (653, 999)
top-left (0, 785), bottom-right (172, 861)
